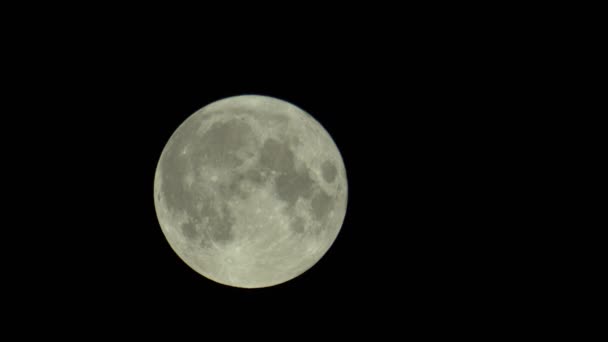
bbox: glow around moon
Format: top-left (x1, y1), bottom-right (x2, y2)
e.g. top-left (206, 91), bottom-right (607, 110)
top-left (153, 95), bottom-right (348, 288)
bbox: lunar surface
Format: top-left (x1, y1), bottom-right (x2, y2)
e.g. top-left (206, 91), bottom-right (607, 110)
top-left (153, 95), bottom-right (348, 288)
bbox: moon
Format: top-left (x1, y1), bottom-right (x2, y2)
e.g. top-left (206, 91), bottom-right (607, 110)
top-left (153, 95), bottom-right (348, 288)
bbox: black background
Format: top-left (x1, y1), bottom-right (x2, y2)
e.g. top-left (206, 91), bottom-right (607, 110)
top-left (4, 7), bottom-right (537, 336)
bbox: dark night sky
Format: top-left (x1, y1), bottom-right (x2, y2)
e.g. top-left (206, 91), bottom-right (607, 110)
top-left (5, 11), bottom-right (531, 335)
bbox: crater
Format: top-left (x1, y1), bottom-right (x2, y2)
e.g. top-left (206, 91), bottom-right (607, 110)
top-left (321, 160), bottom-right (337, 183)
top-left (311, 190), bottom-right (333, 221)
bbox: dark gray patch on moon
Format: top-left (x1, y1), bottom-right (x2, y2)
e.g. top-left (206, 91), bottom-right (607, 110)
top-left (220, 175), bottom-right (248, 200)
top-left (275, 170), bottom-right (315, 206)
top-left (199, 233), bottom-right (212, 250)
top-left (195, 119), bottom-right (254, 168)
top-left (220, 169), bottom-right (270, 200)
top-left (321, 160), bottom-right (337, 183)
top-left (262, 112), bottom-right (290, 126)
top-left (158, 114), bottom-right (206, 214)
top-left (181, 221), bottom-right (199, 240)
top-left (199, 201), bottom-right (235, 244)
top-left (259, 138), bottom-right (295, 173)
top-left (258, 137), bottom-right (318, 207)
top-left (159, 158), bottom-right (196, 215)
top-left (291, 216), bottom-right (305, 234)
top-left (244, 168), bottom-right (267, 184)
top-left (311, 190), bottom-right (333, 221)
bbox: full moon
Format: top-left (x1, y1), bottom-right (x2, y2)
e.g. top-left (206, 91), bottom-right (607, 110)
top-left (153, 95), bottom-right (348, 288)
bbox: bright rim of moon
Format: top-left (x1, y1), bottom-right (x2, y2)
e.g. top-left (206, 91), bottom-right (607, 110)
top-left (153, 95), bottom-right (348, 288)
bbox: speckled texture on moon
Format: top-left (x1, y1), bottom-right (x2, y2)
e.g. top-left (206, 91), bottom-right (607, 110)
top-left (153, 95), bottom-right (348, 288)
